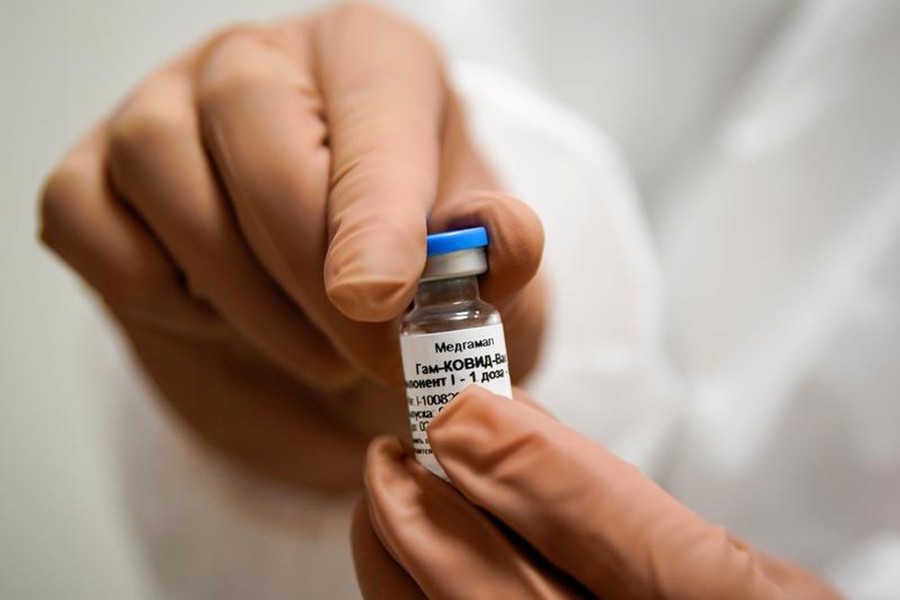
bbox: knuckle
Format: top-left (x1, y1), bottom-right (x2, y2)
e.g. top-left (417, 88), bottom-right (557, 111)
top-left (109, 90), bottom-right (189, 163)
top-left (329, 2), bottom-right (394, 26)
top-left (38, 158), bottom-right (89, 251)
top-left (38, 150), bottom-right (180, 310)
top-left (342, 3), bottom-right (443, 66)
top-left (198, 26), bottom-right (289, 106)
top-left (331, 3), bottom-right (443, 67)
top-left (206, 22), bottom-right (269, 53)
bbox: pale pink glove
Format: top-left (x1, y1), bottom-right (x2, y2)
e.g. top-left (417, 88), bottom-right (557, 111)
top-left (353, 386), bottom-right (841, 599)
top-left (39, 5), bottom-right (545, 492)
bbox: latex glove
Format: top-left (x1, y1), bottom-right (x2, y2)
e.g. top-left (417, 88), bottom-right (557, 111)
top-left (38, 5), bottom-right (545, 493)
top-left (353, 386), bottom-right (842, 599)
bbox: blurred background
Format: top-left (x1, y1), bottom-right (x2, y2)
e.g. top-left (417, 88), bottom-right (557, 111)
top-left (2, 3), bottom-right (343, 598)
top-left (3, 0), bottom-right (898, 598)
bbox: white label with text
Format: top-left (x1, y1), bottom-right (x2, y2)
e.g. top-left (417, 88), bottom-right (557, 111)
top-left (400, 323), bottom-right (512, 480)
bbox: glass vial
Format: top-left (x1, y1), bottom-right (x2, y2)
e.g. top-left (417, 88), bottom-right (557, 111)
top-left (400, 227), bottom-right (513, 480)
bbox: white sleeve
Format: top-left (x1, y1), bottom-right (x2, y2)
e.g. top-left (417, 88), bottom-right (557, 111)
top-left (826, 535), bottom-right (900, 599)
top-left (453, 63), bottom-right (686, 476)
top-left (91, 310), bottom-right (361, 600)
top-left (649, 2), bottom-right (900, 594)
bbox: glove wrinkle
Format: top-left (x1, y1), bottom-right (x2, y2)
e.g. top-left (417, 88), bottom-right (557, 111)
top-left (351, 500), bottom-right (428, 600)
top-left (429, 387), bottom-right (841, 599)
top-left (364, 436), bottom-right (585, 599)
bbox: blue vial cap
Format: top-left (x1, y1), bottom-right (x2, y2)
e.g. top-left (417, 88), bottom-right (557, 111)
top-left (426, 227), bottom-right (489, 257)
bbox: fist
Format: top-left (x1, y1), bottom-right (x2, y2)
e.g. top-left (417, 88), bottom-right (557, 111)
top-left (39, 5), bottom-right (546, 492)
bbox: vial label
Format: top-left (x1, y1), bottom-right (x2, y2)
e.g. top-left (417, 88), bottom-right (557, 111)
top-left (400, 323), bottom-right (512, 479)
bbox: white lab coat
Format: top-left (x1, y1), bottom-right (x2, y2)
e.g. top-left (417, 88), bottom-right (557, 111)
top-left (96, 1), bottom-right (900, 598)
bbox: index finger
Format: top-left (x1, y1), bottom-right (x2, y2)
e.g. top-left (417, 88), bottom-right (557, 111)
top-left (317, 4), bottom-right (445, 322)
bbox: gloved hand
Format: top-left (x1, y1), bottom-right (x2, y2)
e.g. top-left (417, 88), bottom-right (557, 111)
top-left (38, 4), bottom-right (545, 492)
top-left (353, 386), bottom-right (842, 599)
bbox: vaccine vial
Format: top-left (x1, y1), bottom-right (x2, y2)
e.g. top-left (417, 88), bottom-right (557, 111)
top-left (400, 227), bottom-right (513, 480)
